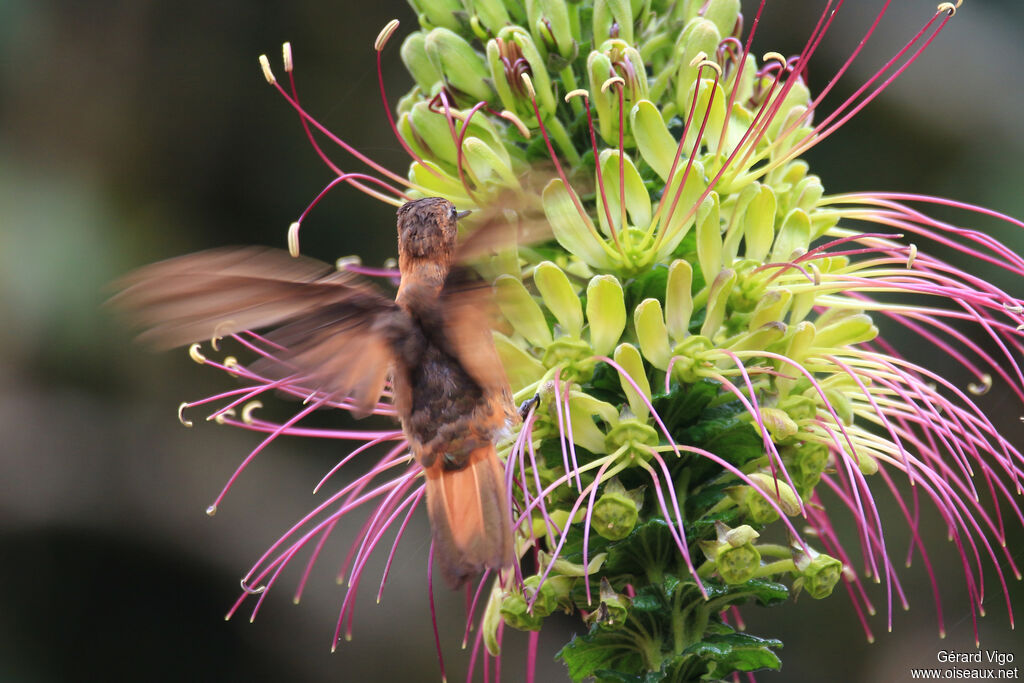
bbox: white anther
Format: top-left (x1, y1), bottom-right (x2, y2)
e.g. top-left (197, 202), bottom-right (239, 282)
top-left (178, 402), bottom-right (193, 428)
top-left (520, 72), bottom-right (536, 99)
top-left (240, 577), bottom-right (266, 595)
top-left (906, 244), bottom-right (917, 269)
top-left (209, 408), bottom-right (236, 425)
top-left (259, 54), bottom-right (276, 84)
top-left (189, 343), bottom-right (206, 364)
top-left (205, 504), bottom-right (217, 517)
top-left (688, 51), bottom-right (708, 67)
top-left (374, 19), bottom-right (400, 52)
top-left (241, 400), bottom-right (263, 424)
top-left (968, 373), bottom-right (992, 396)
top-left (336, 255), bottom-right (362, 271)
top-left (600, 75), bottom-right (625, 93)
top-left (936, 1), bottom-right (961, 17)
top-left (211, 319), bottom-right (237, 351)
top-left (287, 221), bottom-right (301, 258)
top-left (696, 59), bottom-right (722, 77)
top-left (499, 110), bottom-right (531, 138)
top-left (223, 356), bottom-right (239, 372)
top-left (564, 89), bottom-right (590, 103)
top-left (762, 51), bottom-right (787, 66)
top-left (282, 42), bottom-right (293, 72)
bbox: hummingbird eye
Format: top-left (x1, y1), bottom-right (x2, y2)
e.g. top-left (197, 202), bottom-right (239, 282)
top-left (450, 205), bottom-right (458, 220)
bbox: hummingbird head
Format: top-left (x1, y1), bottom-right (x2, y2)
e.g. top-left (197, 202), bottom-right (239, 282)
top-left (396, 197), bottom-right (470, 264)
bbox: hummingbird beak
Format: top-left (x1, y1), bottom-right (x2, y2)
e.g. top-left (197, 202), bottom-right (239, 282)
top-left (455, 209), bottom-right (472, 220)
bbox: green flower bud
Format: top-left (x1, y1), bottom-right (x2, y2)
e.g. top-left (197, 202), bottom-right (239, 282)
top-left (725, 321), bottom-right (787, 355)
top-left (462, 0), bottom-right (511, 35)
top-left (748, 289), bottom-right (792, 331)
top-left (529, 0), bottom-right (576, 61)
top-left (613, 343), bottom-right (651, 419)
top-left (700, 522), bottom-right (761, 584)
top-left (758, 406), bottom-right (799, 443)
top-left (568, 392), bottom-right (618, 453)
top-left (702, 0), bottom-right (740, 38)
top-left (586, 50), bottom-right (617, 145)
top-left (654, 161), bottom-right (707, 263)
top-left (586, 275), bottom-right (627, 357)
top-left (493, 331), bottom-right (546, 392)
top-left (634, 297), bottom-right (672, 370)
top-left (699, 268), bottom-right (736, 340)
top-left (665, 259), bottom-right (694, 341)
top-left (400, 32), bottom-right (443, 92)
top-left (462, 136), bottom-right (518, 188)
top-left (540, 550), bottom-right (607, 577)
top-left (673, 19), bottom-right (721, 115)
top-left (596, 150), bottom-right (650, 237)
top-left (696, 192), bottom-right (722, 278)
top-left (747, 472), bottom-right (801, 517)
top-left (770, 208), bottom-right (811, 263)
top-left (669, 334), bottom-right (713, 383)
top-left (585, 577), bottom-right (630, 629)
top-left (494, 275), bottom-right (552, 347)
top-left (743, 183), bottom-right (777, 262)
top-left (630, 99), bottom-right (678, 182)
top-left (534, 261), bottom-right (583, 337)
top-left (785, 441), bottom-right (829, 493)
top-left (543, 179), bottom-right (618, 270)
top-left (409, 0), bottom-right (463, 31)
top-left (591, 477), bottom-right (642, 540)
top-left (487, 27), bottom-right (556, 117)
top-left (793, 549), bottom-right (844, 600)
top-left (813, 313), bottom-right (878, 350)
top-left (500, 575), bottom-right (560, 631)
top-left (604, 415), bottom-right (659, 458)
top-left (593, 0), bottom-right (634, 44)
top-left (424, 27), bottom-right (495, 105)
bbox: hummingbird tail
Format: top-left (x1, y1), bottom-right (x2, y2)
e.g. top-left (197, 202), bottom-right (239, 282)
top-left (424, 444), bottom-right (513, 589)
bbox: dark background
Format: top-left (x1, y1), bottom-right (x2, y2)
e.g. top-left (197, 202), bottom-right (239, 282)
top-left (2, 1), bottom-right (1023, 681)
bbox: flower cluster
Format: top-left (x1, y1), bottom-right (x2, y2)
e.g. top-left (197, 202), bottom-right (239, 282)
top-left (175, 0), bottom-right (1024, 680)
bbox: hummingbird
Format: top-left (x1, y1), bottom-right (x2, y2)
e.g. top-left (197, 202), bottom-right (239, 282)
top-left (112, 197), bottom-right (527, 587)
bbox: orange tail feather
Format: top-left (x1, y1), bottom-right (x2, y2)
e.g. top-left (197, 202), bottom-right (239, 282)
top-left (424, 445), bottom-right (512, 588)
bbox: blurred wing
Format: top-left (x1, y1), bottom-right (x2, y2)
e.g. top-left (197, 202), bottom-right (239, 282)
top-left (437, 269), bottom-right (516, 417)
top-left (109, 246), bottom-right (410, 414)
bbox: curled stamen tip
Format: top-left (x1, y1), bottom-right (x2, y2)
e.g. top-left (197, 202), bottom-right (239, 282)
top-left (211, 408), bottom-right (236, 425)
top-left (383, 257), bottom-right (398, 269)
top-left (906, 243), bottom-right (917, 269)
top-left (282, 42), bottom-right (293, 72)
top-left (211, 319), bottom-right (236, 351)
top-left (936, 1), bottom-right (960, 16)
top-left (967, 373), bottom-right (992, 396)
top-left (258, 54), bottom-right (276, 84)
top-left (600, 75), bottom-right (625, 93)
top-left (374, 19), bottom-right (400, 52)
top-left (178, 402), bottom-right (193, 428)
top-left (336, 255), bottom-right (362, 270)
top-left (223, 356), bottom-right (239, 372)
top-left (241, 577), bottom-right (267, 595)
top-left (498, 110), bottom-right (531, 138)
top-left (189, 343), bottom-right (206, 364)
top-left (1003, 301), bottom-right (1024, 314)
top-left (287, 221), bottom-right (301, 258)
top-left (699, 60), bottom-right (722, 76)
top-left (241, 400), bottom-right (263, 424)
top-left (688, 51), bottom-right (708, 67)
top-left (564, 88), bottom-right (590, 102)
top-left (762, 51), bottom-right (786, 66)
top-left (205, 504), bottom-right (217, 517)
top-left (520, 72), bottom-right (536, 99)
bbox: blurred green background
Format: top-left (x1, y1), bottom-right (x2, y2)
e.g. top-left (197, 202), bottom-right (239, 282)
top-left (2, 1), bottom-right (1023, 681)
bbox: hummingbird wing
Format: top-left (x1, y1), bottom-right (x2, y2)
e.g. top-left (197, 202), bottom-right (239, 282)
top-left (110, 246), bottom-right (411, 415)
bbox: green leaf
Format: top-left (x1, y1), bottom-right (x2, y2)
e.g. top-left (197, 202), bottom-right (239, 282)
top-left (683, 632), bottom-right (782, 677)
top-left (601, 519), bottom-right (679, 581)
top-left (650, 380), bottom-right (718, 435)
top-left (558, 625), bottom-right (646, 683)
